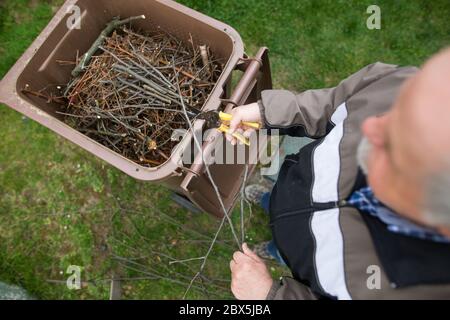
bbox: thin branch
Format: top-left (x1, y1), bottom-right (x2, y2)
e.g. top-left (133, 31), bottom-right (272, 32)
top-left (169, 257), bottom-right (205, 265)
top-left (71, 15), bottom-right (146, 77)
top-left (172, 61), bottom-right (242, 299)
top-left (240, 164), bottom-right (249, 243)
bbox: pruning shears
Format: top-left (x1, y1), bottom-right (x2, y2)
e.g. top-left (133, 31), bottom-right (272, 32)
top-left (196, 110), bottom-right (261, 146)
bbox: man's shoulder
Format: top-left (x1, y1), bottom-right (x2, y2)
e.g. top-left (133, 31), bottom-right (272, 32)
top-left (360, 61), bottom-right (419, 78)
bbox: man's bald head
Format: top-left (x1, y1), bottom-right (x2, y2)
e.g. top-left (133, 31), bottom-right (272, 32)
top-left (360, 47), bottom-right (450, 234)
top-left (398, 48), bottom-right (450, 231)
top-left (398, 48), bottom-right (450, 173)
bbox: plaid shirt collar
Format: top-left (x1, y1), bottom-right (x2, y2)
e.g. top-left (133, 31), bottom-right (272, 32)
top-left (348, 187), bottom-right (450, 244)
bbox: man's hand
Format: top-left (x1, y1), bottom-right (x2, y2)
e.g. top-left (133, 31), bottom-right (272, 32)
top-left (226, 102), bottom-right (262, 145)
top-left (230, 243), bottom-right (273, 300)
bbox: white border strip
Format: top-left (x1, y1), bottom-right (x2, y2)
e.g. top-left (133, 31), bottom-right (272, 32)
top-left (312, 102), bottom-right (347, 203)
top-left (311, 209), bottom-right (351, 300)
top-left (310, 102), bottom-right (351, 300)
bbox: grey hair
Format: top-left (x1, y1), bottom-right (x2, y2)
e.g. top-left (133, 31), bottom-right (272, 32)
top-left (357, 136), bottom-right (450, 227)
top-left (357, 136), bottom-right (371, 176)
top-left (423, 161), bottom-right (450, 227)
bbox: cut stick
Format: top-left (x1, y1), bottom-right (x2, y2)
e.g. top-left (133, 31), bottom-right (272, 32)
top-left (71, 15), bottom-right (146, 77)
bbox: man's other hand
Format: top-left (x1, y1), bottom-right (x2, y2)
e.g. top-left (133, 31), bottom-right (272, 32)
top-left (230, 243), bottom-right (273, 300)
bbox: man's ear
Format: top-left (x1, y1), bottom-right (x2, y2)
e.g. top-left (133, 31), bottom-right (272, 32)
top-left (361, 116), bottom-right (387, 148)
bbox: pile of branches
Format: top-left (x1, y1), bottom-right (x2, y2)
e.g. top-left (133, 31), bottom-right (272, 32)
top-left (56, 17), bottom-right (223, 167)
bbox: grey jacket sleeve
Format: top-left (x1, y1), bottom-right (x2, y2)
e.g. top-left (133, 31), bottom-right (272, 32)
top-left (259, 62), bottom-right (398, 138)
top-left (266, 277), bottom-right (319, 300)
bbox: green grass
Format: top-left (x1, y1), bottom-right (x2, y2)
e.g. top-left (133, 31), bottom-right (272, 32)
top-left (1, 0), bottom-right (449, 299)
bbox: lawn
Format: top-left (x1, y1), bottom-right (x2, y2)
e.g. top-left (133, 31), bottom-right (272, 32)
top-left (0, 0), bottom-right (449, 299)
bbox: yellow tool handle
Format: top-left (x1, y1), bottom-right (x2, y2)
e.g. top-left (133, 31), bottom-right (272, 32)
top-left (218, 112), bottom-right (233, 122)
top-left (241, 121), bottom-right (261, 130)
top-left (219, 112), bottom-right (261, 130)
top-left (217, 124), bottom-right (250, 146)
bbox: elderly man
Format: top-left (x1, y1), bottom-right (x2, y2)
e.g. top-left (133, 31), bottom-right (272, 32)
top-left (227, 48), bottom-right (450, 299)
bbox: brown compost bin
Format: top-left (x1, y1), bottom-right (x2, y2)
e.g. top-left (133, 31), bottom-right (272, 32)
top-left (0, 0), bottom-right (273, 217)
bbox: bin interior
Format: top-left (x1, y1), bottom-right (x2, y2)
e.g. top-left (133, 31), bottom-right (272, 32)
top-left (16, 0), bottom-right (235, 122)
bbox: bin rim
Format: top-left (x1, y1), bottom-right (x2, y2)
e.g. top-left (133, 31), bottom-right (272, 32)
top-left (0, 0), bottom-right (245, 181)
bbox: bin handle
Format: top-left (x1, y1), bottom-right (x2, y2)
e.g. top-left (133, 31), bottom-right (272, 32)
top-left (180, 47), bottom-right (269, 191)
